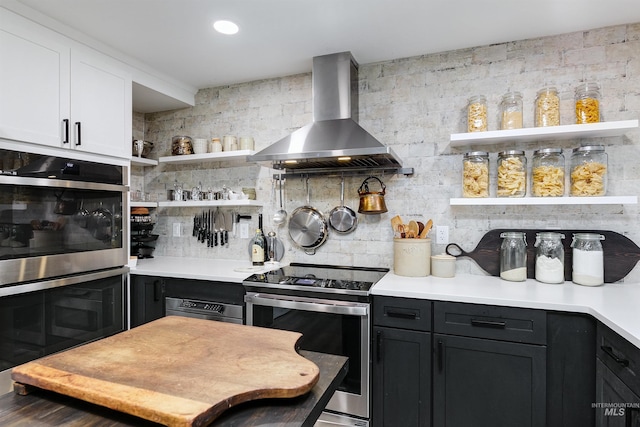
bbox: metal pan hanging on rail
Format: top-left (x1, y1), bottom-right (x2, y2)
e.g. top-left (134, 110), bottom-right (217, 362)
top-left (328, 176), bottom-right (357, 234)
top-left (288, 178), bottom-right (328, 255)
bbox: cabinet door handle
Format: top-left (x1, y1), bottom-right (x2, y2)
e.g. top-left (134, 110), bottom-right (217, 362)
top-left (75, 122), bottom-right (82, 146)
top-left (601, 345), bottom-right (630, 367)
top-left (386, 309), bottom-right (417, 320)
top-left (62, 119), bottom-right (69, 144)
top-left (471, 319), bottom-right (506, 329)
top-left (376, 330), bottom-right (382, 363)
top-left (437, 340), bottom-right (444, 372)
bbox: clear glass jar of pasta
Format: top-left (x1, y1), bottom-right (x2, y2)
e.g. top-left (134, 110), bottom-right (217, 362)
top-left (497, 150), bottom-right (527, 197)
top-left (575, 82), bottom-right (600, 124)
top-left (467, 95), bottom-right (488, 132)
top-left (570, 145), bottom-right (607, 196)
top-left (499, 92), bottom-right (523, 130)
top-left (531, 148), bottom-right (565, 197)
top-left (535, 87), bottom-right (560, 127)
top-left (462, 151), bottom-right (489, 197)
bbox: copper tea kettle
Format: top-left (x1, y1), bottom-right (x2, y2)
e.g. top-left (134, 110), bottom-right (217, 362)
top-left (357, 176), bottom-right (388, 214)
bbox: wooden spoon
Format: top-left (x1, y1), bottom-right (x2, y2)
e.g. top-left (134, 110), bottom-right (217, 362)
top-left (407, 220), bottom-right (419, 238)
top-left (390, 215), bottom-right (403, 233)
top-left (419, 219), bottom-right (433, 238)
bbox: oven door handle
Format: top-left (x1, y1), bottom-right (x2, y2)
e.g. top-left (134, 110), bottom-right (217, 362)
top-left (245, 293), bottom-right (368, 317)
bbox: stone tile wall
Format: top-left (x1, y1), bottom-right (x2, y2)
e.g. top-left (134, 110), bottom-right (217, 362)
top-left (135, 23), bottom-right (640, 281)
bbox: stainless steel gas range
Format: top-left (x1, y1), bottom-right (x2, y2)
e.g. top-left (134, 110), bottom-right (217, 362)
top-left (243, 263), bottom-right (389, 427)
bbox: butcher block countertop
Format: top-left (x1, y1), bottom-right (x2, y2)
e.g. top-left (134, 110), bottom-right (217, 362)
top-left (5, 317), bottom-right (348, 427)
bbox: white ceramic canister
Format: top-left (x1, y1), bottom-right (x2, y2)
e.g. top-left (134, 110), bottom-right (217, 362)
top-left (192, 138), bottom-right (207, 154)
top-left (209, 137), bottom-right (222, 152)
top-left (394, 238), bottom-right (431, 277)
top-left (223, 135), bottom-right (237, 151)
top-left (431, 253), bottom-right (456, 278)
top-left (239, 136), bottom-right (255, 151)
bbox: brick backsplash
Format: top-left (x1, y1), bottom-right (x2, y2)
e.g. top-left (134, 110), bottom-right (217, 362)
top-left (133, 23), bottom-right (640, 282)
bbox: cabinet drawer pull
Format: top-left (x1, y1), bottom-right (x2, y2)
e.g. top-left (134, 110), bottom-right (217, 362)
top-left (386, 309), bottom-right (417, 320)
top-left (471, 319), bottom-right (506, 329)
top-left (601, 345), bottom-right (630, 367)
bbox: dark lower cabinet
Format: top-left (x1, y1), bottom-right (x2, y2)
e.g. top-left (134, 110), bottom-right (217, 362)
top-left (373, 326), bottom-right (431, 426)
top-left (432, 333), bottom-right (546, 427)
top-left (130, 275), bottom-right (165, 328)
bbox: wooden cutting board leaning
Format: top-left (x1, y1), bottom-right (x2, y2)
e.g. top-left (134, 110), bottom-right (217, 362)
top-left (446, 229), bottom-right (640, 283)
top-left (11, 316), bottom-right (320, 427)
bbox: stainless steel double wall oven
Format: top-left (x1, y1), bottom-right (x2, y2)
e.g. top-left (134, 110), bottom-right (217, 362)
top-left (0, 147), bottom-right (128, 393)
top-left (244, 263), bottom-right (388, 427)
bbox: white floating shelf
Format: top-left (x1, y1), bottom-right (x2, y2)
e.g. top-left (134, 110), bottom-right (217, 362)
top-left (158, 150), bottom-right (255, 165)
top-left (157, 199), bottom-right (263, 208)
top-left (450, 119), bottom-right (638, 147)
top-left (450, 196), bottom-right (637, 206)
top-left (130, 157), bottom-right (158, 166)
top-left (130, 201), bottom-right (158, 208)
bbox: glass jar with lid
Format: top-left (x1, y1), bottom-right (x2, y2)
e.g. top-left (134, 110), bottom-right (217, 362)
top-left (497, 150), bottom-right (526, 197)
top-left (535, 87), bottom-right (560, 127)
top-left (534, 232), bottom-right (565, 284)
top-left (462, 151), bottom-right (489, 198)
top-left (571, 233), bottom-right (604, 286)
top-left (569, 145), bottom-right (607, 196)
top-left (499, 92), bottom-right (523, 130)
top-left (500, 231), bottom-right (527, 282)
top-left (575, 82), bottom-right (600, 124)
top-left (531, 148), bottom-right (565, 197)
top-left (467, 95), bottom-right (488, 132)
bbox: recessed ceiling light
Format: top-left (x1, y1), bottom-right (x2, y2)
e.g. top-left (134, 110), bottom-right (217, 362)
top-left (213, 20), bottom-right (239, 35)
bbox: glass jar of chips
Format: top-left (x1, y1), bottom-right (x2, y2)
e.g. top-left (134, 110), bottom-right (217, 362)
top-left (531, 148), bottom-right (565, 197)
top-left (497, 150), bottom-right (527, 197)
top-left (570, 145), bottom-right (607, 196)
top-left (575, 82), bottom-right (600, 124)
top-left (462, 151), bottom-right (489, 197)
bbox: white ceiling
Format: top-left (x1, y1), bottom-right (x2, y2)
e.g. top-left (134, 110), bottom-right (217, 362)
top-left (13, 0), bottom-right (640, 112)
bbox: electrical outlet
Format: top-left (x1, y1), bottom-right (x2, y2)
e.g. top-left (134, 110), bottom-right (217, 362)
top-left (436, 225), bottom-right (449, 244)
top-left (240, 223), bottom-right (249, 239)
top-left (172, 223), bottom-right (181, 237)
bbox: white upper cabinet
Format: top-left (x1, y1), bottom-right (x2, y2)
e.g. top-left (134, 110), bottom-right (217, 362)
top-left (0, 8), bottom-right (131, 159)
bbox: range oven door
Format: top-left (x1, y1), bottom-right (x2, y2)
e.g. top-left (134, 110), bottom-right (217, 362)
top-left (245, 292), bottom-right (370, 422)
top-left (0, 267), bottom-right (127, 394)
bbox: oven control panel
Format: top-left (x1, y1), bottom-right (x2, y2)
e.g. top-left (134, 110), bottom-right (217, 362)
top-left (179, 299), bottom-right (224, 314)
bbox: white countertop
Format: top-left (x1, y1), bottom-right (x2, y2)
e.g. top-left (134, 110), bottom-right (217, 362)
top-left (372, 271), bottom-right (640, 349)
top-left (129, 257), bottom-right (640, 350)
top-left (129, 256), bottom-right (282, 283)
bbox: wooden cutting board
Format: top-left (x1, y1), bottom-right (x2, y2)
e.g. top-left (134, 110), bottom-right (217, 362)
top-left (11, 316), bottom-right (320, 427)
top-left (446, 229), bottom-right (640, 283)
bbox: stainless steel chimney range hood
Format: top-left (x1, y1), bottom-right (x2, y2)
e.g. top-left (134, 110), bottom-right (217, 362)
top-left (247, 52), bottom-right (413, 176)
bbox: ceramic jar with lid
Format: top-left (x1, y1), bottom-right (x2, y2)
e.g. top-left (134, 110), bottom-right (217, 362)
top-left (531, 148), bottom-right (565, 197)
top-left (571, 233), bottom-right (604, 286)
top-left (570, 145), bottom-right (607, 196)
top-left (497, 150), bottom-right (526, 197)
top-left (535, 87), bottom-right (560, 127)
top-left (467, 95), bottom-right (488, 132)
top-left (500, 231), bottom-right (527, 282)
top-left (499, 92), bottom-right (523, 130)
top-left (575, 82), bottom-right (600, 124)
top-left (534, 232), bottom-right (565, 284)
top-left (462, 151), bottom-right (489, 198)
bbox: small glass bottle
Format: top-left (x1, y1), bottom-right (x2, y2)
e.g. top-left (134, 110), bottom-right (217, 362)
top-left (534, 232), bottom-right (565, 284)
top-left (497, 150), bottom-right (527, 197)
top-left (531, 148), bottom-right (565, 197)
top-left (500, 231), bottom-right (527, 282)
top-left (499, 92), bottom-right (523, 130)
top-left (535, 87), bottom-right (560, 127)
top-left (575, 82), bottom-right (600, 124)
top-left (571, 233), bottom-right (604, 286)
top-left (467, 95), bottom-right (488, 132)
top-left (569, 145), bottom-right (607, 196)
top-left (462, 151), bottom-right (489, 198)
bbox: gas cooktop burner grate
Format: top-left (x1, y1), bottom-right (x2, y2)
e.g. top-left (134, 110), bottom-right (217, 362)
top-left (243, 263), bottom-right (389, 296)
